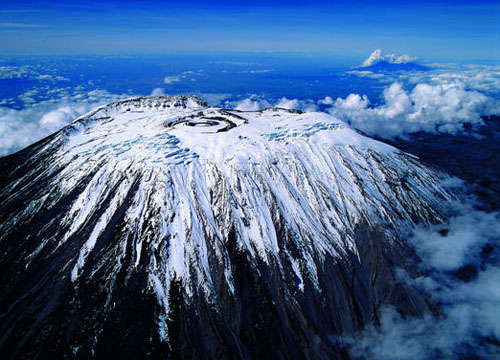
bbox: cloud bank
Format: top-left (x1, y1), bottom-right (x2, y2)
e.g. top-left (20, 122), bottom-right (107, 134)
top-left (234, 97), bottom-right (263, 111)
top-left (0, 89), bottom-right (127, 156)
top-left (348, 62), bottom-right (500, 94)
top-left (329, 81), bottom-right (498, 138)
top-left (346, 196), bottom-right (500, 359)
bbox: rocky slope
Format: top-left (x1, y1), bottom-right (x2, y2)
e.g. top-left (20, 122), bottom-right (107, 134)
top-left (0, 95), bottom-right (455, 359)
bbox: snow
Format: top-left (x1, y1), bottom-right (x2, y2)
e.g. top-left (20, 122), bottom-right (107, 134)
top-left (2, 95), bottom-right (454, 339)
top-left (62, 96), bottom-right (394, 171)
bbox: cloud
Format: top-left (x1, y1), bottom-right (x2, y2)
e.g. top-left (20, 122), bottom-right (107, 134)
top-left (151, 87), bottom-right (165, 95)
top-left (0, 89), bottom-right (127, 156)
top-left (163, 76), bottom-right (181, 84)
top-left (228, 96), bottom-right (320, 113)
top-left (161, 64), bottom-right (499, 140)
top-left (318, 96), bottom-right (334, 105)
top-left (276, 97), bottom-right (318, 112)
top-left (194, 93), bottom-right (232, 106)
top-left (348, 61), bottom-right (500, 95)
top-left (345, 70), bottom-right (392, 81)
top-left (39, 106), bottom-right (86, 132)
top-left (409, 208), bottom-right (498, 272)
top-left (407, 64), bottom-right (500, 94)
top-left (239, 69), bottom-right (273, 74)
top-left (35, 74), bottom-right (69, 81)
top-left (345, 194), bottom-right (500, 360)
top-left (235, 98), bottom-right (262, 111)
top-left (0, 65), bottom-right (69, 81)
top-left (221, 68), bottom-right (497, 140)
top-left (164, 69), bottom-right (203, 84)
top-left (209, 61), bottom-right (255, 66)
top-left (361, 49), bottom-right (418, 67)
top-left (329, 81), bottom-right (499, 138)
top-left (275, 97), bottom-right (300, 109)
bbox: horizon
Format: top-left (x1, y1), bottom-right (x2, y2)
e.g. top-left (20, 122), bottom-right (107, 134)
top-left (1, 0), bottom-right (499, 62)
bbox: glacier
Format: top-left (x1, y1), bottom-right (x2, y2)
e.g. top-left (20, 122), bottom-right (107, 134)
top-left (0, 95), bottom-right (456, 359)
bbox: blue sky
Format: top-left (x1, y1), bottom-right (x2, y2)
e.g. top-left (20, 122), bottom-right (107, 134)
top-left (0, 0), bottom-right (498, 61)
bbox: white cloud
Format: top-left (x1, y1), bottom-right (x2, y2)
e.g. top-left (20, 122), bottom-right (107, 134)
top-left (238, 69), bottom-right (273, 74)
top-left (209, 61), bottom-right (255, 66)
top-left (346, 197), bottom-right (500, 360)
top-left (318, 96), bottom-right (334, 105)
top-left (346, 70), bottom-right (393, 81)
top-left (407, 65), bottom-right (500, 93)
top-left (194, 93), bottom-right (232, 106)
top-left (329, 81), bottom-right (498, 138)
top-left (0, 89), bottom-right (127, 156)
top-left (276, 97), bottom-right (318, 112)
top-left (248, 69), bottom-right (273, 73)
top-left (163, 69), bottom-right (204, 85)
top-left (348, 61), bottom-right (500, 94)
top-left (39, 106), bottom-right (87, 132)
top-left (0, 65), bottom-right (69, 81)
top-left (276, 97), bottom-right (300, 109)
top-left (235, 98), bottom-right (261, 111)
top-left (164, 76), bottom-right (181, 84)
top-left (229, 96), bottom-right (319, 113)
top-left (409, 206), bottom-right (499, 272)
top-left (151, 87), bottom-right (165, 95)
top-left (361, 49), bottom-right (418, 67)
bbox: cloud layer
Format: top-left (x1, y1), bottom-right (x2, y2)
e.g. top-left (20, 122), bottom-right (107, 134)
top-left (346, 195), bottom-right (500, 359)
top-left (0, 89), bottom-right (127, 156)
top-left (348, 62), bottom-right (500, 94)
top-left (329, 81), bottom-right (498, 138)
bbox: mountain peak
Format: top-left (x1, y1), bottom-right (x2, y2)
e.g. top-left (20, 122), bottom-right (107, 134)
top-left (0, 96), bottom-right (454, 359)
top-left (358, 49), bottom-right (429, 71)
top-left (62, 95), bottom-right (395, 168)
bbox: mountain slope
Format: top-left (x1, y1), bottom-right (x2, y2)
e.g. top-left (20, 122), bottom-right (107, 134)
top-left (0, 95), bottom-right (454, 359)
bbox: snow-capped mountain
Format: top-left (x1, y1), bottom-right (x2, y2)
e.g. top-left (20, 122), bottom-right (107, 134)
top-left (356, 61), bottom-right (430, 72)
top-left (357, 49), bottom-right (430, 72)
top-left (0, 95), bottom-right (454, 359)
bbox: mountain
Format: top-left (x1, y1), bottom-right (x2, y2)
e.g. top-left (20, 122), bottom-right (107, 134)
top-left (355, 60), bottom-right (430, 72)
top-left (0, 95), bottom-right (455, 359)
top-left (356, 49), bottom-right (430, 72)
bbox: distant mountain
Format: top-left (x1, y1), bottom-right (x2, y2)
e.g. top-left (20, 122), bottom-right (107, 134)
top-left (356, 60), bottom-right (430, 72)
top-left (0, 95), bottom-right (455, 359)
top-left (356, 49), bottom-right (430, 72)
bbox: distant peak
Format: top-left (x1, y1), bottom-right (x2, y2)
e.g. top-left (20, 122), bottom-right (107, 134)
top-left (361, 49), bottom-right (419, 67)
